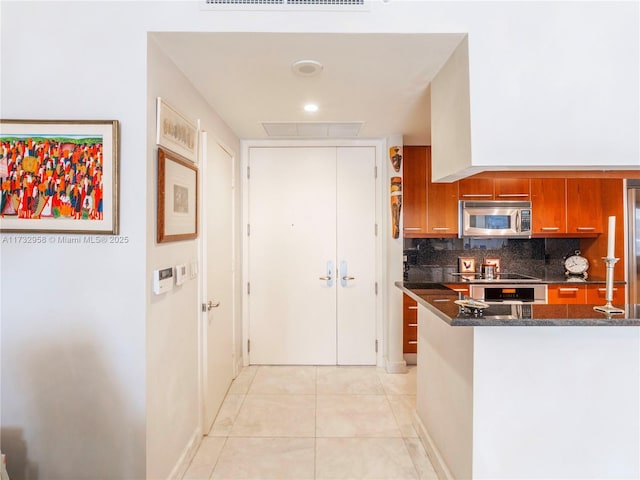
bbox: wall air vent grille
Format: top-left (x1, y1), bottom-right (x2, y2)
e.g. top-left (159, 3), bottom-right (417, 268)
top-left (202, 0), bottom-right (367, 10)
top-left (262, 122), bottom-right (364, 138)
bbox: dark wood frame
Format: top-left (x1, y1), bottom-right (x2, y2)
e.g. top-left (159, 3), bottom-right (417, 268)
top-left (157, 147), bottom-right (198, 243)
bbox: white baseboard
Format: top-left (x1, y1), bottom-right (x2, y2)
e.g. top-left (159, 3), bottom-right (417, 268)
top-left (167, 427), bottom-right (202, 480)
top-left (234, 356), bottom-right (244, 379)
top-left (404, 353), bottom-right (417, 365)
top-left (413, 412), bottom-right (454, 480)
top-left (384, 356), bottom-right (407, 374)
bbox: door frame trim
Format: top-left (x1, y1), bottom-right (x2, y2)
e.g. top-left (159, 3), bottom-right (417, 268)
top-left (241, 138), bottom-right (385, 366)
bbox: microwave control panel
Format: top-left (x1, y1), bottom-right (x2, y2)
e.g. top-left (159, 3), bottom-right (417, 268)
top-left (521, 209), bottom-right (531, 232)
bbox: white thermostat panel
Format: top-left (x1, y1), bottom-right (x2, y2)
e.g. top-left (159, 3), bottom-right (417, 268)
top-left (175, 263), bottom-right (188, 286)
top-left (153, 267), bottom-right (174, 295)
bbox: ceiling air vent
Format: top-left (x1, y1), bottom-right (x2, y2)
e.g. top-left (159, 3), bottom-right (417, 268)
top-left (262, 122), bottom-right (363, 138)
top-left (202, 0), bottom-right (367, 11)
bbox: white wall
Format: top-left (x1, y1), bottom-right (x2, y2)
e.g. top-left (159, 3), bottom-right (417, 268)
top-left (473, 327), bottom-right (640, 479)
top-left (0, 3), bottom-right (148, 478)
top-left (430, 36), bottom-right (473, 182)
top-left (146, 38), bottom-right (241, 479)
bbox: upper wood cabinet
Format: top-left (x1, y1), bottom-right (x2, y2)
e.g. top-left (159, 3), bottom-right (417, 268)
top-left (402, 146), bottom-right (428, 236)
top-left (426, 149), bottom-right (459, 236)
top-left (531, 178), bottom-right (567, 235)
top-left (403, 146), bottom-right (458, 237)
top-left (494, 178), bottom-right (530, 200)
top-left (566, 178), bottom-right (603, 234)
top-left (458, 178), bottom-right (494, 200)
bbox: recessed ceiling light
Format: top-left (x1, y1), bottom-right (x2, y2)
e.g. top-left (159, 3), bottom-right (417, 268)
top-left (304, 103), bottom-right (319, 113)
top-left (292, 59), bottom-right (323, 77)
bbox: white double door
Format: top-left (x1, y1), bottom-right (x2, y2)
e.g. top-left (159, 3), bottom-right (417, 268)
top-left (248, 146), bottom-right (377, 365)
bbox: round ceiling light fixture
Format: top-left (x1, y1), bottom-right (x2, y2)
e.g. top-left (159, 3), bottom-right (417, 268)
top-left (292, 59), bottom-right (324, 77)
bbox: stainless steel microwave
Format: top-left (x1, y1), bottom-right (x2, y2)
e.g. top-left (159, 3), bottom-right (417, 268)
top-left (459, 201), bottom-right (532, 238)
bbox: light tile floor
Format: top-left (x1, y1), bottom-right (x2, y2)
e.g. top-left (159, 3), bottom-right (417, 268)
top-left (182, 365), bottom-right (438, 480)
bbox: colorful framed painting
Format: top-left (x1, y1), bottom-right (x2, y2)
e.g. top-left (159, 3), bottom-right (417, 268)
top-left (156, 97), bottom-right (198, 163)
top-left (0, 119), bottom-right (119, 234)
top-left (157, 147), bottom-right (198, 243)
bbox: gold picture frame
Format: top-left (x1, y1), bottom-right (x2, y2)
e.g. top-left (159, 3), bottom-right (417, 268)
top-left (0, 119), bottom-right (119, 234)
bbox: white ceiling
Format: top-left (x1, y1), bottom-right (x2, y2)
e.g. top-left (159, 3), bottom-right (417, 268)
top-left (151, 32), bottom-right (466, 144)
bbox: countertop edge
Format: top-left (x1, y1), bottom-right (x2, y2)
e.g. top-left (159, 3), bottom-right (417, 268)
top-left (395, 281), bottom-right (640, 327)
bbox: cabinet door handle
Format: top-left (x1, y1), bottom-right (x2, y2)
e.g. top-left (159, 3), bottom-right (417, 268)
top-left (461, 194), bottom-right (492, 198)
top-left (559, 288), bottom-right (580, 292)
top-left (598, 288), bottom-right (617, 292)
top-left (431, 227), bottom-right (450, 231)
top-left (540, 227), bottom-right (560, 231)
top-left (408, 306), bottom-right (418, 310)
top-left (451, 288), bottom-right (468, 292)
top-left (433, 298), bottom-right (451, 303)
top-left (403, 227), bottom-right (422, 231)
top-left (497, 193), bottom-right (528, 198)
top-left (576, 227), bottom-right (596, 231)
top-left (408, 323), bottom-right (418, 327)
top-left (408, 341), bottom-right (418, 345)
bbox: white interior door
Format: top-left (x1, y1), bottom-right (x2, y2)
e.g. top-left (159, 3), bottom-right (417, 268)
top-left (336, 146), bottom-right (377, 365)
top-left (201, 133), bottom-right (235, 432)
top-left (248, 147), bottom-right (337, 365)
top-left (247, 146), bottom-right (377, 366)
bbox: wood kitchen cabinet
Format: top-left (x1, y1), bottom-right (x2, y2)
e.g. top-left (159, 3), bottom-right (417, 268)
top-left (548, 283), bottom-right (626, 305)
top-left (494, 178), bottom-right (530, 200)
top-left (531, 178), bottom-right (567, 235)
top-left (403, 294), bottom-right (418, 354)
top-left (458, 178), bottom-right (494, 200)
top-left (566, 178), bottom-right (603, 234)
top-left (443, 283), bottom-right (470, 296)
top-left (586, 285), bottom-right (626, 305)
top-left (547, 284), bottom-right (587, 304)
top-left (402, 147), bottom-right (428, 237)
top-left (426, 149), bottom-right (459, 236)
top-left (402, 146), bottom-right (458, 237)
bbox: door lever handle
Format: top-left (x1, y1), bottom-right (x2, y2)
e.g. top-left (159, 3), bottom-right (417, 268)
top-left (202, 301), bottom-right (220, 312)
top-left (340, 260), bottom-right (355, 287)
top-left (320, 261), bottom-right (334, 287)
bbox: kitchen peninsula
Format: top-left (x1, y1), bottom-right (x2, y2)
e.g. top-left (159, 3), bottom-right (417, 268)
top-left (397, 281), bottom-right (640, 480)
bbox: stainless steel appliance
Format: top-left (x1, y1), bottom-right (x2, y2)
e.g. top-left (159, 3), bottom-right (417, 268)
top-left (627, 181), bottom-right (640, 304)
top-left (460, 200), bottom-right (532, 238)
top-left (470, 283), bottom-right (548, 304)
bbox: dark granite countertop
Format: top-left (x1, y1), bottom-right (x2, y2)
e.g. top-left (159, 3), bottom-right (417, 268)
top-left (396, 281), bottom-right (640, 327)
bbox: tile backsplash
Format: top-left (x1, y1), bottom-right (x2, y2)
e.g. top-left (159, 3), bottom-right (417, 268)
top-left (403, 237), bottom-right (580, 281)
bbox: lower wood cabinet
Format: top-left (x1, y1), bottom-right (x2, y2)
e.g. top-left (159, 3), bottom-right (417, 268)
top-left (547, 284), bottom-right (587, 304)
top-left (443, 283), bottom-right (470, 296)
top-left (547, 284), bottom-right (626, 305)
top-left (403, 294), bottom-right (418, 354)
top-left (586, 285), bottom-right (626, 305)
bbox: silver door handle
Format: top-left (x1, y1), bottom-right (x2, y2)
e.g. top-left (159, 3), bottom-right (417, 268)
top-left (203, 301), bottom-right (220, 312)
top-left (320, 260), bottom-right (334, 286)
top-left (342, 276), bottom-right (355, 281)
